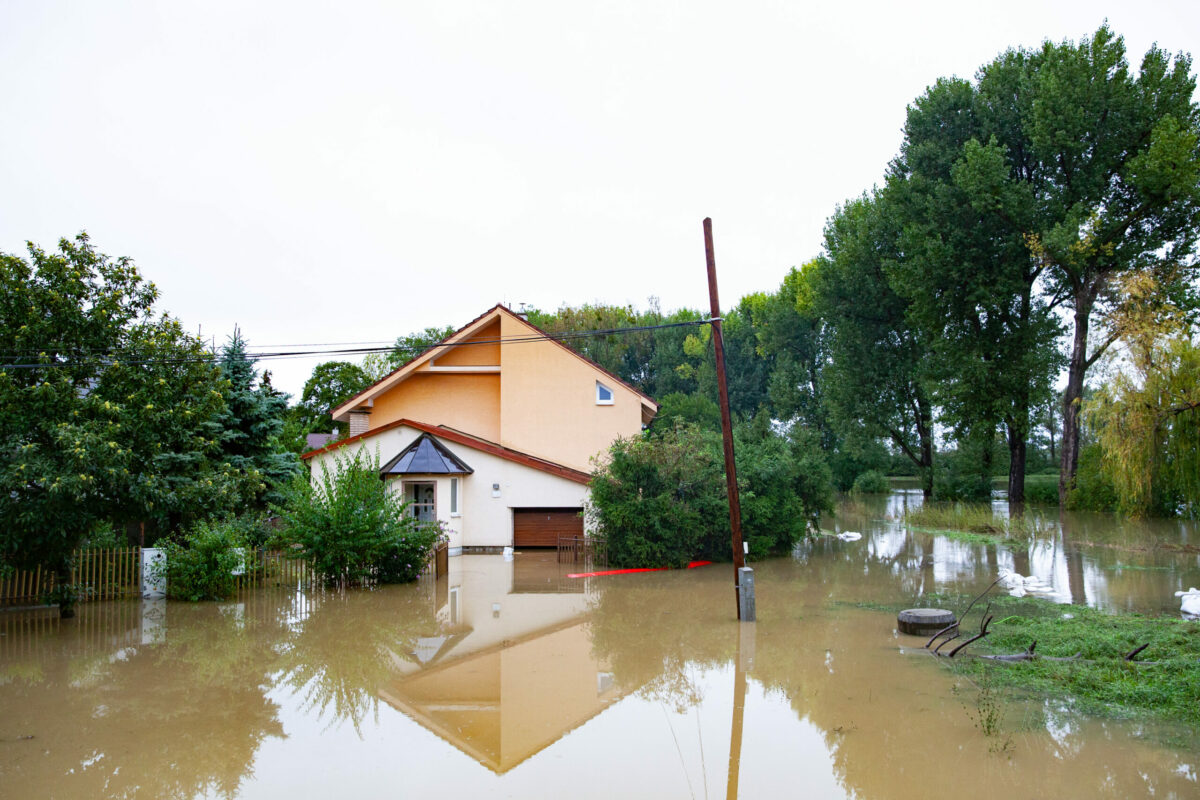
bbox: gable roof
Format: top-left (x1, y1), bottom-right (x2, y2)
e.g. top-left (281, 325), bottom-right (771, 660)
top-left (330, 304), bottom-right (658, 423)
top-left (380, 433), bottom-right (473, 476)
top-left (300, 418), bottom-right (591, 485)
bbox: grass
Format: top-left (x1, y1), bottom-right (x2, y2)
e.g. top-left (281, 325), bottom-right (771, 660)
top-left (900, 502), bottom-right (1049, 541)
top-left (934, 594), bottom-right (1200, 726)
top-left (905, 526), bottom-right (1014, 546)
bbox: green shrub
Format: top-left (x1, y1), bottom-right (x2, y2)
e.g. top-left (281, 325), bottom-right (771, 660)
top-left (276, 449), bottom-right (440, 587)
top-left (588, 418), bottom-right (832, 568)
top-left (933, 462), bottom-right (992, 502)
top-left (159, 519), bottom-right (246, 602)
top-left (851, 469), bottom-right (890, 494)
top-left (1067, 444), bottom-right (1118, 512)
top-left (376, 520), bottom-right (449, 584)
top-left (81, 520), bottom-right (124, 550)
top-left (1023, 474), bottom-right (1060, 505)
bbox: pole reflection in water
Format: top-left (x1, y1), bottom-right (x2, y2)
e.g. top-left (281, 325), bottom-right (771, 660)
top-left (726, 622), bottom-right (753, 800)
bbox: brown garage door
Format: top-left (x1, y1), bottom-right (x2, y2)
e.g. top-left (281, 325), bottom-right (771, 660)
top-left (513, 508), bottom-right (583, 548)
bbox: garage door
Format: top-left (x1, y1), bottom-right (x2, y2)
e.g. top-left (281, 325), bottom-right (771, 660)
top-left (513, 508), bottom-right (583, 548)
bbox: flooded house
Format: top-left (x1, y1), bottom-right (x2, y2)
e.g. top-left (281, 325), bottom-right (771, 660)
top-left (300, 305), bottom-right (658, 554)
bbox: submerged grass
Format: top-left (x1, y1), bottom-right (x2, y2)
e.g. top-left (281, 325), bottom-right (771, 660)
top-left (905, 526), bottom-right (1015, 547)
top-left (900, 502), bottom-right (1048, 541)
top-left (929, 594), bottom-right (1200, 726)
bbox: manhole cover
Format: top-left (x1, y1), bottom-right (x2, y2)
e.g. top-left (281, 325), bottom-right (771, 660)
top-left (897, 608), bottom-right (956, 636)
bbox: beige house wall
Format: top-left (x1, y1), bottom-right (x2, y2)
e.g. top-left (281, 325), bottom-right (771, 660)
top-left (306, 424), bottom-right (588, 551)
top-left (497, 313), bottom-right (644, 472)
top-left (435, 318), bottom-right (501, 367)
top-left (368, 373), bottom-right (501, 442)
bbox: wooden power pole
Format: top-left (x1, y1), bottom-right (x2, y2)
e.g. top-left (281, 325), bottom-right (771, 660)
top-left (703, 217), bottom-right (753, 622)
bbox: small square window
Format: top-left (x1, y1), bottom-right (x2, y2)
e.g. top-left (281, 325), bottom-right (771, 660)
top-left (596, 382), bottom-right (614, 405)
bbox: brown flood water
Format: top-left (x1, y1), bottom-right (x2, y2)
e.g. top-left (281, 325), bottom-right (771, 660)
top-left (1, 494), bottom-right (1198, 799)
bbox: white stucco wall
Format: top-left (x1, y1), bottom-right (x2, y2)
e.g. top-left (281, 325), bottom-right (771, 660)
top-left (305, 424), bottom-right (589, 550)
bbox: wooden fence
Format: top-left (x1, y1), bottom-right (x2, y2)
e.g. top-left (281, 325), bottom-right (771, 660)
top-left (3, 541), bottom-right (447, 607)
top-left (233, 548), bottom-right (315, 592)
top-left (1, 547), bottom-right (142, 606)
top-left (556, 536), bottom-right (608, 569)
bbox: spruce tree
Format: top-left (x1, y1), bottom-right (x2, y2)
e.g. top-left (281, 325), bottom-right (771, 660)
top-left (217, 330), bottom-right (298, 508)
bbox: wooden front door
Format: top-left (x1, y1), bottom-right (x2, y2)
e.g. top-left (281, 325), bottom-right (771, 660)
top-left (512, 508), bottom-right (583, 548)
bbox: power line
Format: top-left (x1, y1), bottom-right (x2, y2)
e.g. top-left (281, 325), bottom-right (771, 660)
top-left (0, 318), bottom-right (715, 371)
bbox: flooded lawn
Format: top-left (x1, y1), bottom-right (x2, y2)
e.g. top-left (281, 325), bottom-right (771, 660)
top-left (2, 495), bottom-right (1198, 798)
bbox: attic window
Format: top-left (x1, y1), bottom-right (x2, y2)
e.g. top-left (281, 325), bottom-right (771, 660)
top-left (596, 382), bottom-right (614, 405)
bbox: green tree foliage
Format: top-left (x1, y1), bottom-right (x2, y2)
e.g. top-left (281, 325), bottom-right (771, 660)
top-left (1085, 272), bottom-right (1200, 516)
top-left (99, 317), bottom-right (260, 533)
top-left (652, 392), bottom-right (721, 431)
top-left (215, 330), bottom-right (298, 506)
top-left (886, 59), bottom-right (1063, 503)
top-left (0, 235), bottom-right (154, 574)
top-left (753, 262), bottom-right (826, 429)
top-left (814, 193), bottom-right (937, 496)
top-left (953, 26), bottom-right (1200, 501)
top-left (284, 360), bottom-right (372, 449)
top-left (588, 421), bottom-right (832, 568)
top-left (0, 235), bottom-right (263, 589)
top-left (276, 449), bottom-right (441, 586)
top-left (851, 470), bottom-right (891, 495)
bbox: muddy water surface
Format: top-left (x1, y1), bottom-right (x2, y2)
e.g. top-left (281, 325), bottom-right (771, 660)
top-left (1, 497), bottom-right (1198, 799)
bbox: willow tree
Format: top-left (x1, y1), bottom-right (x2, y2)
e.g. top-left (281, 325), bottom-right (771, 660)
top-left (1086, 271), bottom-right (1200, 516)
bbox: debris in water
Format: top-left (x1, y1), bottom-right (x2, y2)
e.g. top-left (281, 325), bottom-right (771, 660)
top-left (1175, 587), bottom-right (1200, 616)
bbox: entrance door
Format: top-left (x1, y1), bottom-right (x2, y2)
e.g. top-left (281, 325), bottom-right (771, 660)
top-left (512, 508), bottom-right (583, 548)
top-left (406, 482), bottom-right (437, 523)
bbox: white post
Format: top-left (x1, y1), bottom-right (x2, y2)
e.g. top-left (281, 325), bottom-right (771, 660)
top-left (141, 547), bottom-right (166, 599)
top-left (140, 598), bottom-right (166, 645)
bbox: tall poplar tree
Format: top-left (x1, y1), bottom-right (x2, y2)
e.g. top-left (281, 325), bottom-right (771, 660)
top-left (959, 26), bottom-right (1200, 502)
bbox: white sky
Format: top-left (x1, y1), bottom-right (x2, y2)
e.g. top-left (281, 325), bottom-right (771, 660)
top-left (2, 1), bottom-right (1197, 397)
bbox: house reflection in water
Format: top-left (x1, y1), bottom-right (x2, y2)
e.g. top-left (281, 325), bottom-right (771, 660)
top-left (379, 552), bottom-right (627, 773)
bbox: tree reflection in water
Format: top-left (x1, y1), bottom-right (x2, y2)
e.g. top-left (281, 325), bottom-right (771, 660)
top-left (279, 584), bottom-right (438, 733)
top-left (0, 596), bottom-right (294, 799)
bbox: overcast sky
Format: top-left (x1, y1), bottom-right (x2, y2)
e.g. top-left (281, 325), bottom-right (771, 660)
top-left (2, 1), bottom-right (1197, 397)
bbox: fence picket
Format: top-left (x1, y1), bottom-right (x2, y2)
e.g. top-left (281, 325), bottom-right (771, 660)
top-left (2, 546), bottom-right (325, 607)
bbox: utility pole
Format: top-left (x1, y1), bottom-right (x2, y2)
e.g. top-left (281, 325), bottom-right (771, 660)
top-left (704, 218), bottom-right (753, 622)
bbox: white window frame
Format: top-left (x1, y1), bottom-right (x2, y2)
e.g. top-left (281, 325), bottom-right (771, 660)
top-left (450, 477), bottom-right (461, 517)
top-left (404, 480), bottom-right (437, 522)
top-left (596, 381), bottom-right (614, 405)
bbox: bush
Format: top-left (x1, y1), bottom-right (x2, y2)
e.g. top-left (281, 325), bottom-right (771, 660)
top-left (933, 459), bottom-right (992, 502)
top-left (588, 418), bottom-right (832, 568)
top-left (851, 469), bottom-right (890, 494)
top-left (1067, 444), bottom-right (1118, 512)
top-left (275, 449), bottom-right (440, 587)
top-left (159, 519), bottom-right (246, 602)
top-left (1023, 474), bottom-right (1060, 505)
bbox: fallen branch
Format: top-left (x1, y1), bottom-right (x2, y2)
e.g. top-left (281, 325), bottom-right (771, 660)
top-left (1124, 643), bottom-right (1150, 662)
top-left (925, 621), bottom-right (960, 649)
top-left (948, 614), bottom-right (992, 658)
top-left (933, 632), bottom-right (961, 655)
top-left (960, 577), bottom-right (1003, 621)
top-left (978, 641), bottom-right (1036, 662)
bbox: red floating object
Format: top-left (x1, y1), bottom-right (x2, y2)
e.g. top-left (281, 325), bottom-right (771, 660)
top-left (567, 560), bottom-right (713, 579)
